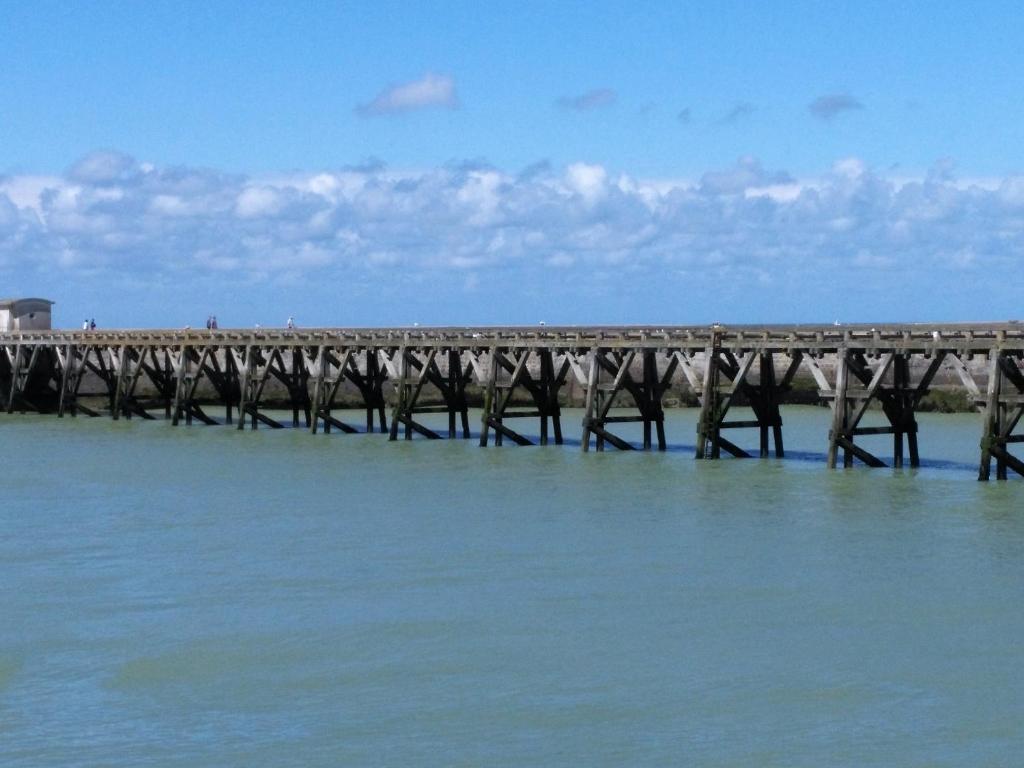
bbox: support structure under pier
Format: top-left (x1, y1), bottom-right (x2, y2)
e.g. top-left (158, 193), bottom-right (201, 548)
top-left (580, 348), bottom-right (673, 452)
top-left (387, 347), bottom-right (472, 441)
top-left (825, 347), bottom-right (946, 470)
top-left (4, 343), bottom-right (62, 414)
top-left (3, 323), bottom-right (1024, 480)
top-left (308, 347), bottom-right (356, 434)
top-left (979, 349), bottom-right (1024, 480)
top-left (110, 345), bottom-right (158, 420)
top-left (480, 347), bottom-right (569, 447)
top-left (233, 346), bottom-right (285, 430)
top-left (693, 343), bottom-right (793, 460)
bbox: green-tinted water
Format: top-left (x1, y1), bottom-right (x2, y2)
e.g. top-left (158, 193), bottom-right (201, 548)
top-left (1, 407), bottom-right (1022, 766)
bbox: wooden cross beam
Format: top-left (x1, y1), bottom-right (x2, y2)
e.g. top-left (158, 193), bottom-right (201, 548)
top-left (980, 352), bottom-right (1024, 480)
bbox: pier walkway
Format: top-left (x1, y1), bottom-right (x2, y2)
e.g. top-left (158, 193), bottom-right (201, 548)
top-left (2, 323), bottom-right (1023, 480)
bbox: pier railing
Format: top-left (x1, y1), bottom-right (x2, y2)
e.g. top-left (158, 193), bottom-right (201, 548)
top-left (2, 324), bottom-right (1023, 480)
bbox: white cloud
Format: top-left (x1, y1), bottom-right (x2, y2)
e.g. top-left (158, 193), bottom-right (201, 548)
top-left (357, 73), bottom-right (458, 116)
top-left (565, 163), bottom-right (607, 203)
top-left (833, 157), bottom-right (867, 179)
top-left (67, 150), bottom-right (137, 184)
top-left (235, 186), bottom-right (283, 218)
top-left (0, 175), bottom-right (63, 213)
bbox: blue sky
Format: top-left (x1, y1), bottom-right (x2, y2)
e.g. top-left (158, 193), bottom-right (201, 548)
top-left (1, 1), bottom-right (1023, 326)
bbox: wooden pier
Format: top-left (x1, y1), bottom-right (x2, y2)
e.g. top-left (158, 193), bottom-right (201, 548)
top-left (2, 323), bottom-right (1023, 480)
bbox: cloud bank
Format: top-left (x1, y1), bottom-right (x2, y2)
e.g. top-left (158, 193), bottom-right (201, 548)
top-left (357, 73), bottom-right (457, 116)
top-left (1, 151), bottom-right (1022, 322)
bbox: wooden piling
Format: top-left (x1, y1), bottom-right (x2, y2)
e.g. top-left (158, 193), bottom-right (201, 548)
top-left (827, 349), bottom-right (849, 469)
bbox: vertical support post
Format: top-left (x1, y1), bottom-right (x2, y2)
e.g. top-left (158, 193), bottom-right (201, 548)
top-left (93, 347), bottom-right (116, 417)
top-left (979, 350), bottom-right (1001, 481)
top-left (21, 345), bottom-right (40, 415)
top-left (594, 353), bottom-right (605, 452)
top-left (480, 347), bottom-right (497, 447)
top-left (761, 354), bottom-right (782, 456)
top-left (112, 345), bottom-right (128, 421)
top-left (460, 366), bottom-right (471, 439)
top-left (5, 344), bottom-right (21, 414)
top-left (389, 348), bottom-right (407, 441)
top-left (827, 349), bottom-right (849, 469)
top-left (162, 350), bottom-right (172, 419)
top-left (403, 352), bottom-right (413, 441)
top-left (580, 350), bottom-right (599, 452)
top-left (447, 348), bottom-right (458, 439)
top-left (370, 350), bottom-right (387, 433)
top-left (170, 347), bottom-right (185, 426)
top-left (364, 350), bottom-right (375, 433)
top-left (290, 349), bottom-right (300, 428)
top-left (997, 388), bottom-right (1008, 481)
top-left (771, 369), bottom-right (785, 459)
top-left (236, 347), bottom-right (252, 431)
top-left (892, 354), bottom-right (907, 468)
top-left (539, 350), bottom-right (551, 446)
top-left (58, 343), bottom-right (75, 417)
top-left (552, 354), bottom-right (564, 446)
top-left (223, 349), bottom-right (234, 426)
top-left (309, 345), bottom-right (325, 434)
top-left (184, 350), bottom-right (194, 425)
top-left (696, 344), bottom-right (719, 459)
top-left (641, 351), bottom-right (653, 450)
top-left (0, 347), bottom-right (9, 410)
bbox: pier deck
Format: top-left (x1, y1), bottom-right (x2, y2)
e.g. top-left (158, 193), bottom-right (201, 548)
top-left (2, 323), bottom-right (1023, 479)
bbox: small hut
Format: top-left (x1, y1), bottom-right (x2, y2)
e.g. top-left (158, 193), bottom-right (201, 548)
top-left (0, 298), bottom-right (54, 331)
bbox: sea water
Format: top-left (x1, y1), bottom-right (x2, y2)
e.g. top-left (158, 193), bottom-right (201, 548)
top-left (1, 407), bottom-right (1022, 766)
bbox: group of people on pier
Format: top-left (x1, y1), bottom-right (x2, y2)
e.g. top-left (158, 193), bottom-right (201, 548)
top-left (203, 315), bottom-right (295, 330)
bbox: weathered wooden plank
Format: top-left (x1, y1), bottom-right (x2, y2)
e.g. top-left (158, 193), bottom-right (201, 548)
top-left (803, 355), bottom-right (833, 393)
top-left (846, 352), bottom-right (894, 430)
top-left (836, 436), bottom-right (887, 468)
top-left (946, 353), bottom-right (982, 400)
top-left (991, 446), bottom-right (1024, 478)
top-left (5, 344), bottom-right (21, 413)
top-left (588, 424), bottom-right (635, 451)
top-left (673, 350), bottom-right (704, 393)
top-left (713, 434), bottom-right (751, 459)
top-left (489, 419), bottom-right (533, 446)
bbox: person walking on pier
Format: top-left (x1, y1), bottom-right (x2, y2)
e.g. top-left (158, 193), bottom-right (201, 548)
top-left (287, 316), bottom-right (295, 330)
top-left (211, 315), bottom-right (218, 330)
top-left (89, 318), bottom-right (96, 330)
top-left (82, 319), bottom-right (89, 330)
